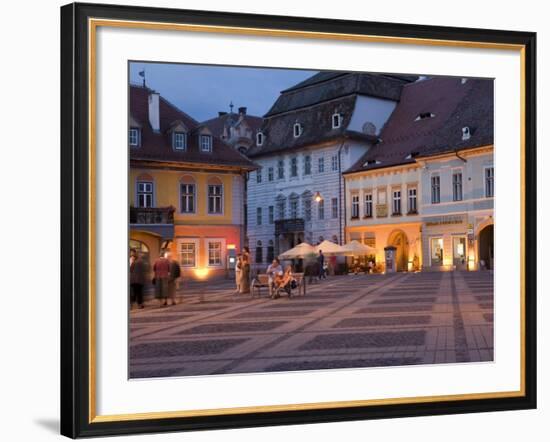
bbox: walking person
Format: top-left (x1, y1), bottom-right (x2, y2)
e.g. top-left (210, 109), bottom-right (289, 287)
top-left (317, 249), bottom-right (326, 280)
top-left (153, 251), bottom-right (170, 307)
top-left (240, 254), bottom-right (251, 294)
top-left (234, 254), bottom-right (243, 294)
top-left (167, 252), bottom-right (181, 306)
top-left (129, 252), bottom-right (147, 309)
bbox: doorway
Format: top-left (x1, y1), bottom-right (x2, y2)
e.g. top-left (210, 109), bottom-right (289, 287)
top-left (478, 224), bottom-right (494, 270)
top-left (453, 236), bottom-right (467, 270)
top-left (430, 237), bottom-right (444, 267)
top-left (388, 230), bottom-right (409, 271)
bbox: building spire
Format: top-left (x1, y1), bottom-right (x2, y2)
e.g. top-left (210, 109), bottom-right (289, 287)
top-left (229, 101), bottom-right (234, 113)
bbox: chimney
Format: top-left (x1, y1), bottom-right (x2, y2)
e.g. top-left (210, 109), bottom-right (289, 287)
top-left (218, 111), bottom-right (228, 117)
top-left (148, 92), bottom-right (160, 132)
top-left (238, 106), bottom-right (247, 115)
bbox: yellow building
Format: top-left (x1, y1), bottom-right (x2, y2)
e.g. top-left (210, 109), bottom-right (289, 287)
top-left (129, 85), bottom-right (256, 279)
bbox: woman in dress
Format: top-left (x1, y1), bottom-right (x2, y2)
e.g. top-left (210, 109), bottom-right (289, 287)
top-left (240, 254), bottom-right (251, 294)
top-left (234, 254), bottom-right (243, 294)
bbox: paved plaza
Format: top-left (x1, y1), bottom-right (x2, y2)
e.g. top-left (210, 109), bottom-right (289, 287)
top-left (129, 271), bottom-right (494, 378)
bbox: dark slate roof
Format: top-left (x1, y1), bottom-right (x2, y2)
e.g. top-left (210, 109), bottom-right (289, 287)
top-left (264, 72), bottom-right (414, 117)
top-left (201, 112), bottom-right (263, 139)
top-left (247, 95), bottom-right (376, 158)
top-left (346, 77), bottom-right (494, 173)
top-left (129, 85), bottom-right (256, 170)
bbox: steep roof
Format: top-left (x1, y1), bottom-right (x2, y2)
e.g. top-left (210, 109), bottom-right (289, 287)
top-left (264, 71), bottom-right (414, 117)
top-left (201, 111), bottom-right (263, 139)
top-left (346, 77), bottom-right (494, 173)
top-left (129, 85), bottom-right (257, 170)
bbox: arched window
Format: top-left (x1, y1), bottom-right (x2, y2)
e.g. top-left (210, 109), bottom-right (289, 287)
top-left (179, 175), bottom-right (196, 213)
top-left (207, 177), bottom-right (223, 214)
top-left (255, 240), bottom-right (263, 264)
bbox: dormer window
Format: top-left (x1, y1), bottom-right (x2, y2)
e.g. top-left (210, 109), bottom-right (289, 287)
top-left (173, 131), bottom-right (187, 151)
top-left (332, 113), bottom-right (342, 129)
top-left (256, 131), bottom-right (264, 146)
top-left (415, 112), bottom-right (435, 121)
top-left (462, 126), bottom-right (471, 141)
top-left (200, 134), bottom-right (213, 153)
top-left (129, 128), bottom-right (140, 146)
top-left (293, 123), bottom-right (302, 138)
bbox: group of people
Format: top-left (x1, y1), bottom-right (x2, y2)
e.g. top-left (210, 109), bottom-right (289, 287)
top-left (265, 258), bottom-right (295, 298)
top-left (129, 249), bottom-right (181, 309)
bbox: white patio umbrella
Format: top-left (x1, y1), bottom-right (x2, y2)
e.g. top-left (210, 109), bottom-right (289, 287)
top-left (341, 240), bottom-right (376, 256)
top-left (314, 240), bottom-right (347, 256)
top-left (278, 242), bottom-right (315, 260)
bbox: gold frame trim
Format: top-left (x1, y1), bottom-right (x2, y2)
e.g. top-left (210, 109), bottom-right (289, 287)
top-left (88, 18), bottom-right (527, 424)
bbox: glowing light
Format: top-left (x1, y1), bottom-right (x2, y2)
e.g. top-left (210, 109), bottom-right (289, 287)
top-left (194, 268), bottom-right (209, 280)
top-left (227, 244), bottom-right (236, 250)
top-left (314, 191), bottom-right (323, 203)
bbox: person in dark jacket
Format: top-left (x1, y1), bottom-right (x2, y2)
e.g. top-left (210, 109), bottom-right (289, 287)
top-left (317, 250), bottom-right (326, 280)
top-left (167, 252), bottom-right (181, 306)
top-left (130, 253), bottom-right (147, 309)
top-left (153, 252), bottom-right (170, 306)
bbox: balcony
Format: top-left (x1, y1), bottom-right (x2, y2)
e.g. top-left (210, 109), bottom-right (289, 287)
top-left (274, 218), bottom-right (305, 235)
top-left (130, 206), bottom-right (175, 240)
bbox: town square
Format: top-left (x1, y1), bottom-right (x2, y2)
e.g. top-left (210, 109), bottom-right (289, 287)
top-left (128, 64), bottom-right (494, 378)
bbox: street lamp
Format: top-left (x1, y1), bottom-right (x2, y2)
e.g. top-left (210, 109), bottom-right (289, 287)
top-left (314, 191), bottom-right (323, 203)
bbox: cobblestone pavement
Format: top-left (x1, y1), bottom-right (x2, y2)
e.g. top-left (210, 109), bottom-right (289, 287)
top-left (129, 271), bottom-right (494, 378)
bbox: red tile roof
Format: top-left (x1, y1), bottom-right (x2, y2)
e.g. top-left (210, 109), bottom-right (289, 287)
top-left (129, 85), bottom-right (257, 170)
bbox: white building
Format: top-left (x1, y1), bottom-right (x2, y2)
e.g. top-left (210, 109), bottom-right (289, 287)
top-left (246, 72), bottom-right (417, 267)
top-left (344, 77), bottom-right (494, 271)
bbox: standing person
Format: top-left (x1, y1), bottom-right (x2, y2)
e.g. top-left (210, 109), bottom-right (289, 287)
top-left (317, 250), bottom-right (326, 280)
top-left (240, 254), bottom-right (251, 294)
top-left (234, 254), bottom-right (243, 294)
top-left (129, 252), bottom-right (146, 309)
top-left (153, 251), bottom-right (170, 307)
top-left (167, 252), bottom-right (181, 306)
top-left (266, 258), bottom-right (283, 296)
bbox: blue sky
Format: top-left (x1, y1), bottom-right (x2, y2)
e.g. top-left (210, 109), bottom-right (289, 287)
top-left (129, 62), bottom-right (316, 121)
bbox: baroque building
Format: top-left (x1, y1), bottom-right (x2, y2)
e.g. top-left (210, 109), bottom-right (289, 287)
top-left (344, 77), bottom-right (494, 271)
top-left (129, 85), bottom-right (257, 279)
top-left (246, 72), bottom-right (416, 267)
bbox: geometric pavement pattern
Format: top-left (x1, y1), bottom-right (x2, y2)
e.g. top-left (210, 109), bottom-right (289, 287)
top-left (129, 271), bottom-right (494, 378)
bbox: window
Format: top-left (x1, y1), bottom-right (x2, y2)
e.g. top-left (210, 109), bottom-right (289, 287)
top-left (392, 190), bottom-right (402, 215)
top-left (277, 159), bottom-right (285, 179)
top-left (318, 157), bottom-right (325, 173)
top-left (332, 113), bottom-right (342, 129)
top-left (303, 198), bottom-right (312, 222)
top-left (364, 193), bottom-right (373, 217)
top-left (208, 183), bottom-right (223, 214)
top-left (256, 207), bottom-right (262, 225)
top-left (304, 155), bottom-right (312, 175)
top-left (208, 241), bottom-right (222, 266)
top-left (318, 199), bottom-right (325, 220)
top-left (431, 175), bottom-right (441, 204)
top-left (268, 206), bottom-right (274, 224)
top-left (408, 187), bottom-right (417, 214)
top-left (268, 167), bottom-right (274, 181)
top-left (200, 134), bottom-right (212, 152)
top-left (129, 128), bottom-right (140, 146)
top-left (331, 155), bottom-right (338, 171)
top-left (173, 131), bottom-right (186, 150)
top-left (485, 167), bottom-right (494, 197)
top-left (351, 195), bottom-right (359, 219)
top-left (179, 242), bottom-right (196, 267)
top-left (290, 198), bottom-right (299, 219)
top-left (452, 171), bottom-right (463, 201)
top-left (293, 123), bottom-right (302, 137)
top-left (255, 241), bottom-right (263, 264)
top-left (332, 197), bottom-right (339, 219)
top-left (415, 112), bottom-right (435, 121)
top-left (136, 181), bottom-right (153, 208)
top-left (266, 240), bottom-right (274, 263)
top-left (256, 132), bottom-right (264, 146)
top-left (180, 182), bottom-right (195, 213)
top-left (276, 199), bottom-right (285, 220)
top-left (256, 169), bottom-right (262, 183)
top-left (290, 157), bottom-right (298, 177)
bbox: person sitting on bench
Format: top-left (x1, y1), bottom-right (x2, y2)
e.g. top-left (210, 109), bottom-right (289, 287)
top-left (272, 265), bottom-right (295, 298)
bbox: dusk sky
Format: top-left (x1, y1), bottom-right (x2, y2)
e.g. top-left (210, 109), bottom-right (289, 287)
top-left (129, 62), bottom-right (316, 121)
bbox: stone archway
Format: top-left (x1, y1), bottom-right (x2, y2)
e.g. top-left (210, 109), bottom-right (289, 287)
top-left (387, 230), bottom-right (409, 272)
top-left (478, 224), bottom-right (494, 270)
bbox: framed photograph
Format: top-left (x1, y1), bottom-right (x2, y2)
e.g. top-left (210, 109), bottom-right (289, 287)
top-left (60, 2), bottom-right (537, 438)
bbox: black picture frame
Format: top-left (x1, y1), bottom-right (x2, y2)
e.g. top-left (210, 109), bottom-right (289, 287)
top-left (60, 2), bottom-right (537, 438)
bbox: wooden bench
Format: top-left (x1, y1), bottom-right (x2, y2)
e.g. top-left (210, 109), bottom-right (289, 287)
top-left (273, 272), bottom-right (306, 298)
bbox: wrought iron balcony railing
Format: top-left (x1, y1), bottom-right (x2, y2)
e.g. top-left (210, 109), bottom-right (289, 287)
top-left (130, 206), bottom-right (175, 224)
top-left (274, 218), bottom-right (305, 235)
